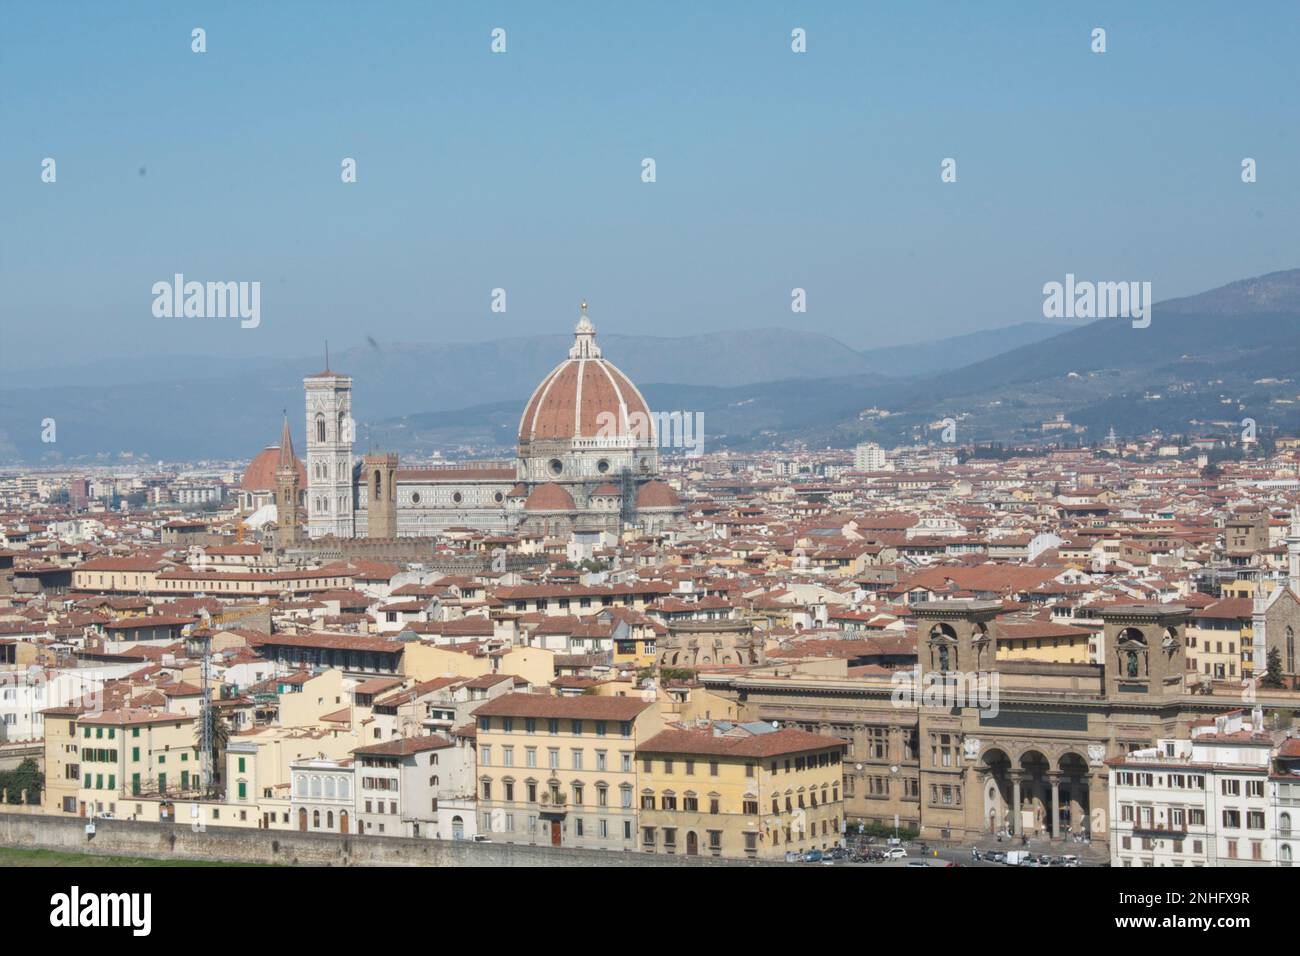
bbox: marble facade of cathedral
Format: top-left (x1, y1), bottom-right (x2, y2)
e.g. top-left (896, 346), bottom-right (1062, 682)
top-left (297, 307), bottom-right (683, 541)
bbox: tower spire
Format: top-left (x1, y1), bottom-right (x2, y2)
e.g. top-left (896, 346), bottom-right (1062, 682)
top-left (277, 410), bottom-right (296, 471)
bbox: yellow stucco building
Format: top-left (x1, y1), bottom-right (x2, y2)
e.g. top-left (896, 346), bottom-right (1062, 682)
top-left (636, 721), bottom-right (846, 859)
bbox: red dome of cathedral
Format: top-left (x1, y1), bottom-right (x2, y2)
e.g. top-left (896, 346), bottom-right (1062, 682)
top-left (518, 306), bottom-right (653, 445)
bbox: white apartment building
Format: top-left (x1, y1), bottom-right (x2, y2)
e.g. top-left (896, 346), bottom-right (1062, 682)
top-left (1109, 709), bottom-right (1283, 866)
top-left (854, 442), bottom-right (888, 472)
top-left (290, 756), bottom-right (357, 834)
top-left (352, 732), bottom-right (477, 841)
top-left (0, 666), bottom-right (107, 743)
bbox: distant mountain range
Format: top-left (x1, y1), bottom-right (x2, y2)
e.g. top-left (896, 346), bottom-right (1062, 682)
top-left (2, 270), bottom-right (1298, 464)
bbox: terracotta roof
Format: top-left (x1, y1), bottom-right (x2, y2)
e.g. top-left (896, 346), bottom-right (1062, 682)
top-left (639, 726), bottom-right (846, 759)
top-left (637, 480), bottom-right (681, 509)
top-left (352, 734), bottom-right (453, 757)
top-left (471, 692), bottom-right (652, 721)
top-left (524, 483), bottom-right (576, 512)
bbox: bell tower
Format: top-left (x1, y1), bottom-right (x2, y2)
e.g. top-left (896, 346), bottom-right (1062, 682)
top-left (913, 600), bottom-right (1001, 676)
top-left (274, 414), bottom-right (301, 551)
top-left (304, 356), bottom-right (355, 538)
top-left (365, 452), bottom-right (399, 539)
top-left (1101, 604), bottom-right (1189, 699)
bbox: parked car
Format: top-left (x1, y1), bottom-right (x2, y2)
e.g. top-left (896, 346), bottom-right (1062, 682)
top-left (885, 846), bottom-right (907, 860)
top-left (987, 850), bottom-right (1007, 864)
top-left (803, 849), bottom-right (824, 863)
top-left (1060, 855), bottom-right (1080, 867)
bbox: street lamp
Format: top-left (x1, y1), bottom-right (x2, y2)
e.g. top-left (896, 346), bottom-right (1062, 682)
top-left (889, 764), bottom-right (900, 841)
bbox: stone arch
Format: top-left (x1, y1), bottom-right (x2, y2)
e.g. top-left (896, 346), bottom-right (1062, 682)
top-left (1116, 627), bottom-right (1148, 680)
top-left (978, 747), bottom-right (1013, 835)
top-left (928, 623), bottom-right (958, 673)
top-left (1016, 750), bottom-right (1052, 838)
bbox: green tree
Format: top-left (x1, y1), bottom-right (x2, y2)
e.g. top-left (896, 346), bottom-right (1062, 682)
top-left (0, 758), bottom-right (44, 804)
top-left (1261, 648), bottom-right (1286, 689)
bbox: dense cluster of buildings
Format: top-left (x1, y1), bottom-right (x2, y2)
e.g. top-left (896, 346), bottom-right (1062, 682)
top-left (4, 319), bottom-right (1300, 866)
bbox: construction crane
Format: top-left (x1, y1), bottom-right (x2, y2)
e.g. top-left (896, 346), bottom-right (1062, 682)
top-left (196, 633), bottom-right (215, 797)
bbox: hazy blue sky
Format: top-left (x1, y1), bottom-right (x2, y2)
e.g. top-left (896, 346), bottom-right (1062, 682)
top-left (3, 0), bottom-right (1297, 369)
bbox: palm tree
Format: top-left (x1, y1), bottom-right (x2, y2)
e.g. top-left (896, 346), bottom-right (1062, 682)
top-left (194, 708), bottom-right (231, 794)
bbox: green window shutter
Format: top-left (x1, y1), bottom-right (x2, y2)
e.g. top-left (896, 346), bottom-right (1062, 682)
top-left (108, 728), bottom-right (115, 739)
top-left (132, 774), bottom-right (140, 796)
top-left (84, 727), bottom-right (91, 739)
top-left (108, 775), bottom-right (115, 790)
top-left (238, 758), bottom-right (246, 773)
top-left (132, 747), bottom-right (140, 761)
top-left (95, 774), bottom-right (102, 789)
top-left (83, 774), bottom-right (90, 788)
top-left (238, 782), bottom-right (247, 799)
top-left (158, 773), bottom-right (166, 792)
top-left (133, 727), bottom-right (140, 738)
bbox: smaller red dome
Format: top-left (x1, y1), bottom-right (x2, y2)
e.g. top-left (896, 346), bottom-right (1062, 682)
top-left (241, 446), bottom-right (306, 492)
top-left (524, 483), bottom-right (576, 512)
top-left (636, 480), bottom-right (680, 509)
top-left (591, 482), bottom-right (622, 495)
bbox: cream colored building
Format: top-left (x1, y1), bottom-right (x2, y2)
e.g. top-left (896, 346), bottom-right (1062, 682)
top-left (75, 708), bottom-right (200, 817)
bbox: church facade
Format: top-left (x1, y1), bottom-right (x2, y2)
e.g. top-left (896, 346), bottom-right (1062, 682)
top-left (297, 306), bottom-right (683, 541)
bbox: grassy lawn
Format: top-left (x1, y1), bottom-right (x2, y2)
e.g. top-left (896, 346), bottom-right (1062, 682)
top-left (0, 845), bottom-right (267, 867)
